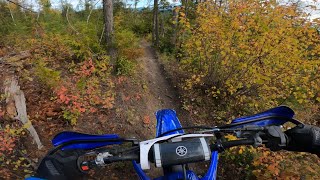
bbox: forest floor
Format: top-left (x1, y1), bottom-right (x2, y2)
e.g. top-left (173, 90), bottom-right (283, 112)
top-left (1, 40), bottom-right (193, 179)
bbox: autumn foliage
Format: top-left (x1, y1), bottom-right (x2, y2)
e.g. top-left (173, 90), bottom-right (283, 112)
top-left (171, 0), bottom-right (320, 178)
top-left (1, 0), bottom-right (320, 179)
top-left (179, 0), bottom-right (320, 120)
top-left (54, 58), bottom-right (115, 125)
top-left (0, 128), bottom-right (16, 156)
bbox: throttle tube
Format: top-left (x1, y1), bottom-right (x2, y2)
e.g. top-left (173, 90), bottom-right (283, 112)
top-left (103, 154), bottom-right (139, 164)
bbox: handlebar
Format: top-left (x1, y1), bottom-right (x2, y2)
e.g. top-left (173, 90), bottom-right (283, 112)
top-left (78, 125), bottom-right (287, 171)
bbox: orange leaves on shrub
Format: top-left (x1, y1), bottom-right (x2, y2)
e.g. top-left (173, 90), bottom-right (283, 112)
top-left (54, 59), bottom-right (115, 125)
top-left (56, 86), bottom-right (70, 104)
top-left (0, 129), bottom-right (16, 156)
top-left (134, 93), bottom-right (141, 101)
top-left (78, 59), bottom-right (95, 76)
top-left (252, 148), bottom-right (284, 178)
top-left (122, 95), bottom-right (131, 101)
top-left (116, 76), bottom-right (127, 85)
top-left (121, 93), bottom-right (141, 102)
top-left (102, 97), bottom-right (115, 109)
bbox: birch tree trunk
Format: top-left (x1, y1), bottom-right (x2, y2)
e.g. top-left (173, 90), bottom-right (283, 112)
top-left (4, 77), bottom-right (43, 149)
top-left (2, 51), bottom-right (43, 149)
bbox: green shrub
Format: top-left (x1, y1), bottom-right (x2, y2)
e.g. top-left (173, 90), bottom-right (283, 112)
top-left (115, 29), bottom-right (144, 61)
top-left (115, 10), bottom-right (152, 36)
top-left (115, 57), bottom-right (135, 75)
top-left (62, 109), bottom-right (80, 125)
top-left (34, 60), bottom-right (61, 88)
top-left (115, 29), bottom-right (139, 49)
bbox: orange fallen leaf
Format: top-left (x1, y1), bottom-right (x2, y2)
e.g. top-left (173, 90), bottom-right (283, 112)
top-left (143, 115), bottom-right (150, 124)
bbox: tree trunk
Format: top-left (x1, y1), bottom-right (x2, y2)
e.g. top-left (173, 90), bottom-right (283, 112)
top-left (172, 7), bottom-right (179, 45)
top-left (1, 51), bottom-right (43, 150)
top-left (160, 13), bottom-right (164, 38)
top-left (103, 0), bottom-right (114, 53)
top-left (152, 0), bottom-right (159, 47)
top-left (85, 0), bottom-right (90, 12)
top-left (4, 77), bottom-right (43, 150)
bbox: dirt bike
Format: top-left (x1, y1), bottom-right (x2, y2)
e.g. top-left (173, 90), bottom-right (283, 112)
top-left (48, 106), bottom-right (302, 180)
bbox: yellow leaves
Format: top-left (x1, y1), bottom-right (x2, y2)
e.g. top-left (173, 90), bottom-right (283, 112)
top-left (263, 150), bottom-right (270, 157)
top-left (22, 121), bottom-right (32, 129)
top-left (238, 146), bottom-right (246, 154)
top-left (195, 40), bottom-right (201, 46)
top-left (180, 0), bottom-right (320, 126)
top-left (238, 148), bottom-right (243, 154)
top-left (225, 134), bottom-right (237, 141)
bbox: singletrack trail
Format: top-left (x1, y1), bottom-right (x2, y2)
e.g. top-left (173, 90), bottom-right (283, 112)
top-left (112, 39), bottom-right (191, 140)
top-left (133, 39), bottom-right (192, 178)
top-left (138, 40), bottom-right (191, 128)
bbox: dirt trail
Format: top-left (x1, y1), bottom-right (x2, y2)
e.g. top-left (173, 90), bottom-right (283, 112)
top-left (135, 40), bottom-right (191, 137)
top-left (113, 39), bottom-right (191, 139)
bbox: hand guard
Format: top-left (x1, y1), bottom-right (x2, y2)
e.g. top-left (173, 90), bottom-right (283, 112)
top-left (35, 150), bottom-right (86, 180)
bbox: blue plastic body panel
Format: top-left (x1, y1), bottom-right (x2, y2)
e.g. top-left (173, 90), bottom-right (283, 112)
top-left (133, 109), bottom-right (218, 180)
top-left (133, 161), bottom-right (150, 180)
top-left (155, 109), bottom-right (184, 137)
top-left (52, 131), bottom-right (122, 150)
top-left (231, 106), bottom-right (294, 128)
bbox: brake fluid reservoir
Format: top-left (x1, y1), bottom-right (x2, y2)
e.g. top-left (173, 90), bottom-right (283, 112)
top-left (153, 138), bottom-right (211, 167)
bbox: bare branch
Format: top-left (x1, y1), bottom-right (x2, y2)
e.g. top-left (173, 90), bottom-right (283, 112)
top-left (87, 0), bottom-right (101, 25)
top-left (66, 6), bottom-right (80, 34)
top-left (99, 24), bottom-right (106, 44)
top-left (7, 3), bottom-right (16, 26)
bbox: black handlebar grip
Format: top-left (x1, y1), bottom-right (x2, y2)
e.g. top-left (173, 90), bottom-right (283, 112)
top-left (284, 124), bottom-right (320, 155)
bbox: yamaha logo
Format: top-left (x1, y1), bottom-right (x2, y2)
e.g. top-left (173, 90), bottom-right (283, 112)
top-left (176, 146), bottom-right (188, 156)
